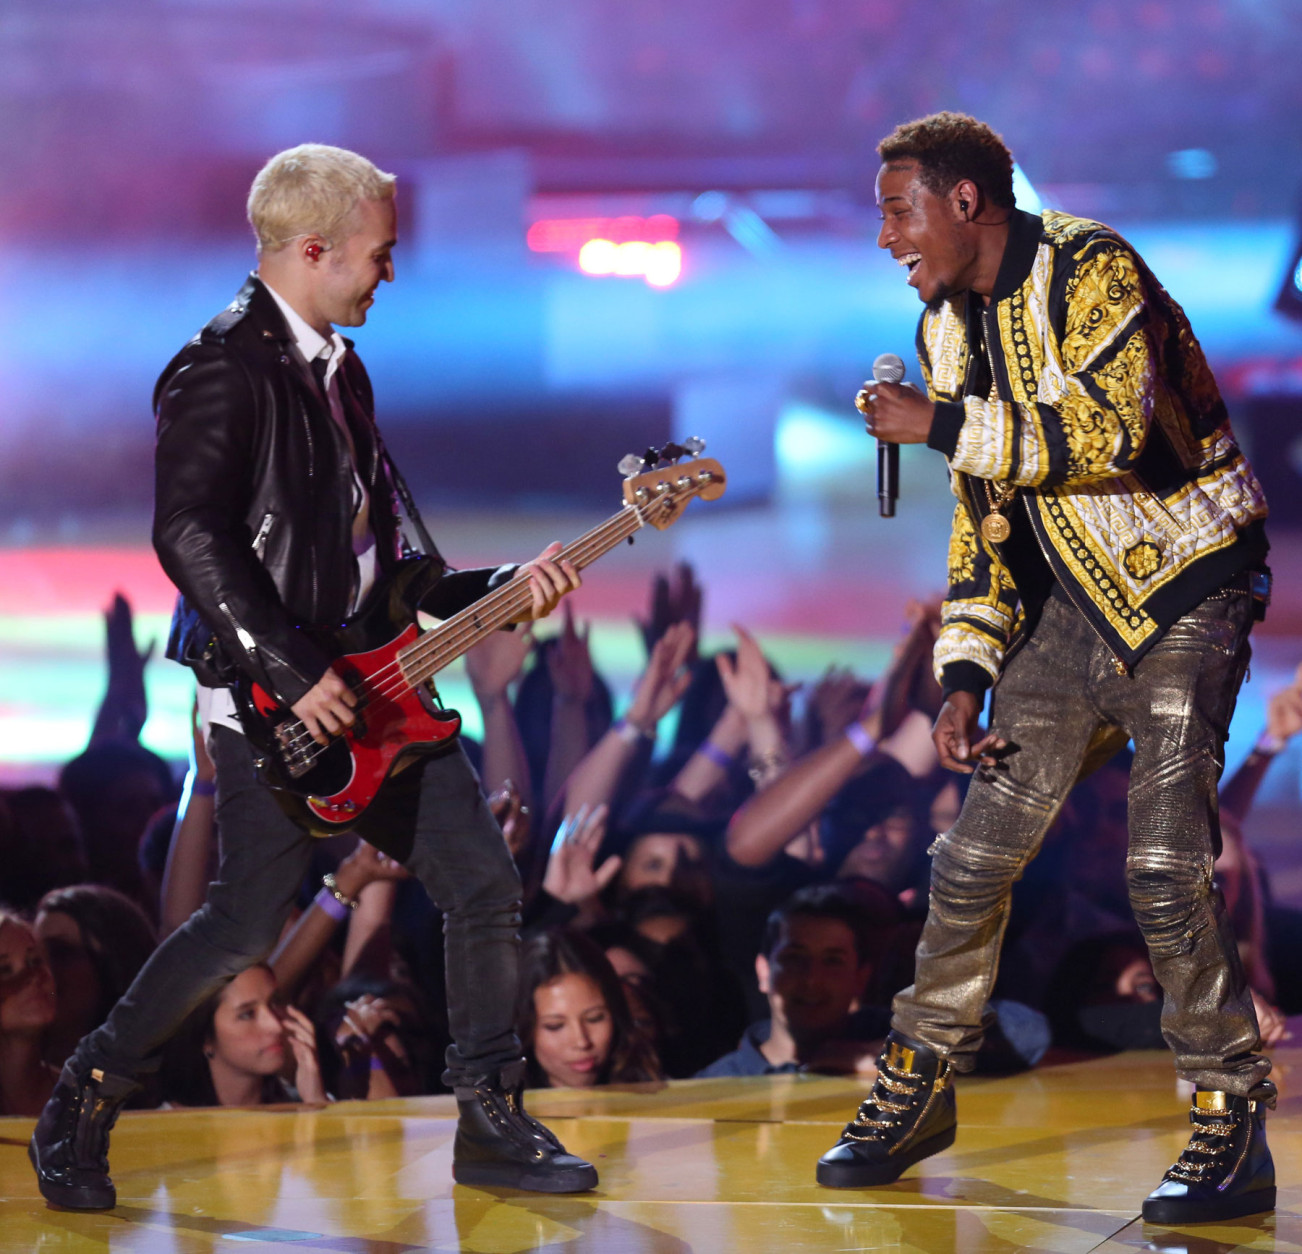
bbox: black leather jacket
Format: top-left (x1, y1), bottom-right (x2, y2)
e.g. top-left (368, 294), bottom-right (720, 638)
top-left (154, 275), bottom-right (506, 707)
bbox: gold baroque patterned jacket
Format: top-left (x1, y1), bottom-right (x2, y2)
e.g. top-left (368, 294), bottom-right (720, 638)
top-left (918, 208), bottom-right (1268, 691)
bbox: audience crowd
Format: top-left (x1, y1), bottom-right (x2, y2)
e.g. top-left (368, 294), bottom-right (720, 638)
top-left (2, 566), bottom-right (1300, 1113)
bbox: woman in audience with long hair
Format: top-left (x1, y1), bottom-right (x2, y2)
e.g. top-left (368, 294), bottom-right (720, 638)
top-left (0, 910), bottom-right (59, 1115)
top-left (159, 963), bottom-right (325, 1106)
top-left (34, 884), bottom-right (157, 1069)
top-left (517, 929), bottom-right (661, 1089)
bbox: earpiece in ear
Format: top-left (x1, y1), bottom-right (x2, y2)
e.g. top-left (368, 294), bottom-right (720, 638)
top-left (959, 199), bottom-right (969, 215)
top-left (305, 242), bottom-right (322, 261)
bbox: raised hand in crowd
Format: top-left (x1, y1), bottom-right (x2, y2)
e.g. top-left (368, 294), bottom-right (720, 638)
top-left (282, 1003), bottom-right (327, 1103)
top-left (543, 804), bottom-right (621, 919)
top-left (875, 597), bottom-right (943, 740)
top-left (270, 839), bottom-right (408, 1000)
top-left (89, 592), bottom-right (155, 747)
top-left (159, 698), bottom-right (218, 937)
top-left (561, 622), bottom-right (695, 817)
top-left (1221, 660), bottom-right (1302, 823)
top-left (488, 781), bottom-right (532, 860)
top-left (543, 602), bottom-right (600, 807)
top-left (637, 561), bottom-right (702, 661)
top-left (1265, 662), bottom-right (1302, 744)
top-left (466, 626), bottom-right (536, 823)
top-left (726, 604), bottom-right (942, 872)
top-left (333, 992), bottom-right (415, 1099)
top-left (803, 666), bottom-right (872, 751)
top-left (716, 623), bottom-right (791, 787)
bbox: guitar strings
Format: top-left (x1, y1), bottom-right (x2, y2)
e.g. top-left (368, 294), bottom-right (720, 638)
top-left (271, 496), bottom-right (666, 772)
top-left (270, 506), bottom-right (643, 768)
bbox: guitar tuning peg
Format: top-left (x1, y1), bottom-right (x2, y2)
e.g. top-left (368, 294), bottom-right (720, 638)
top-left (618, 453), bottom-right (645, 479)
top-left (682, 435), bottom-right (706, 456)
top-left (660, 441), bottom-right (687, 463)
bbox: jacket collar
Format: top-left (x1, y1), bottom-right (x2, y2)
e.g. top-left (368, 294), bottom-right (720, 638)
top-left (989, 208), bottom-right (1046, 303)
top-left (232, 273), bottom-right (356, 351)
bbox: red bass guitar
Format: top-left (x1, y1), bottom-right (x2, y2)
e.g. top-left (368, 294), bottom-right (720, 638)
top-left (233, 447), bottom-right (725, 836)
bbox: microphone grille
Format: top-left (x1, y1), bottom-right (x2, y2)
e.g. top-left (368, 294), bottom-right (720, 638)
top-left (872, 352), bottom-right (906, 384)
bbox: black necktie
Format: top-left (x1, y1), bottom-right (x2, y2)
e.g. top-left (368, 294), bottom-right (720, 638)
top-left (310, 354), bottom-right (330, 397)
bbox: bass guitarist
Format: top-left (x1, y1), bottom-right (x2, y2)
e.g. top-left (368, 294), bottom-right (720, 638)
top-left (30, 143), bottom-right (598, 1206)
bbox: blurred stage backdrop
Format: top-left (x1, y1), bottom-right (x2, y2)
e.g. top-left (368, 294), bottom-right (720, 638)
top-left (3, 0), bottom-right (1302, 865)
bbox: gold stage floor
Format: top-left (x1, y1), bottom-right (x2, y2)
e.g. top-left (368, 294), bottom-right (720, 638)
top-left (2, 1049), bottom-right (1300, 1253)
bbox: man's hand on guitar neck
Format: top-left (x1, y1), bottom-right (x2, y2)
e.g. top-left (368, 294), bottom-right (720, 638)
top-left (510, 541), bottom-right (582, 623)
top-left (293, 668), bottom-right (358, 747)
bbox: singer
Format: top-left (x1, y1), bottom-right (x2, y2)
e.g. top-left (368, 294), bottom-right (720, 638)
top-left (822, 112), bottom-right (1274, 1225)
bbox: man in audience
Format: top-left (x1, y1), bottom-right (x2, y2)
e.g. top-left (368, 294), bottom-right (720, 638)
top-left (699, 886), bottom-right (889, 1077)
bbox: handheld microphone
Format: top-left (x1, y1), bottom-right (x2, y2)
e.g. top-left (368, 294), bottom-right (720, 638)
top-left (868, 352), bottom-right (905, 518)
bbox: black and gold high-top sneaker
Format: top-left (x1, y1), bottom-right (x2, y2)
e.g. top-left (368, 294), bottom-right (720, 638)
top-left (29, 1063), bottom-right (142, 1210)
top-left (452, 1061), bottom-right (598, 1193)
top-left (817, 1033), bottom-right (957, 1188)
top-left (1142, 1090), bottom-right (1275, 1225)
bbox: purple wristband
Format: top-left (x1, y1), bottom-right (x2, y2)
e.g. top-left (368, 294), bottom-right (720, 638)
top-left (698, 741), bottom-right (734, 770)
top-left (191, 778), bottom-right (217, 797)
top-left (613, 716), bottom-right (653, 742)
top-left (845, 723), bottom-right (877, 757)
top-left (314, 885), bottom-right (350, 923)
top-left (369, 1053), bottom-right (387, 1071)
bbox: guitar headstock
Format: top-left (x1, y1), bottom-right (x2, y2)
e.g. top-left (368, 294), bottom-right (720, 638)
top-left (619, 438), bottom-right (726, 530)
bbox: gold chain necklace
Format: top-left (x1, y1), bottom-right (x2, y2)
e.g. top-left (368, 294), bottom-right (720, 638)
top-left (980, 479), bottom-right (1017, 544)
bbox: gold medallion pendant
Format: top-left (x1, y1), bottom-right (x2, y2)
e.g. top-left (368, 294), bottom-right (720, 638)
top-left (981, 512), bottom-right (1012, 544)
top-left (980, 479), bottom-right (1017, 545)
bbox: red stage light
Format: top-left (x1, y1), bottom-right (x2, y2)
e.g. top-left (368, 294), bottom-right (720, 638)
top-left (534, 216), bottom-right (682, 287)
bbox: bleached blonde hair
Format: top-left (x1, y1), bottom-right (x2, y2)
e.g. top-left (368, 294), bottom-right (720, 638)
top-left (247, 144), bottom-right (396, 253)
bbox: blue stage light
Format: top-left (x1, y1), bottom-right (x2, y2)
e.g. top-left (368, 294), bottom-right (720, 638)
top-left (1167, 149), bottom-right (1218, 180)
top-left (1012, 164), bottom-right (1043, 214)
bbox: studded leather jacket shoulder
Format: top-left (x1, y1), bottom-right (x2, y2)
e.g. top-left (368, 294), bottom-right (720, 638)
top-left (918, 209), bottom-right (1268, 688)
top-left (154, 275), bottom-right (504, 707)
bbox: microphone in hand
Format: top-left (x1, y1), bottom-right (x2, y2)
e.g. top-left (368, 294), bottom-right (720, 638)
top-left (856, 352), bottom-right (905, 519)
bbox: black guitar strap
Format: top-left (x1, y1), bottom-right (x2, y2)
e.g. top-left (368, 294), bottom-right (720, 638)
top-left (377, 435), bottom-right (443, 563)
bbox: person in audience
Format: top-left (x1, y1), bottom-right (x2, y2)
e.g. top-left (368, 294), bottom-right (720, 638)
top-left (58, 741), bottom-right (174, 909)
top-left (33, 885), bottom-right (158, 1070)
top-left (159, 963), bottom-right (325, 1107)
top-left (698, 885), bottom-right (887, 1077)
top-left (1046, 930), bottom-right (1166, 1052)
top-left (820, 764), bottom-right (933, 904)
top-left (1, 787), bottom-right (89, 914)
top-left (315, 973), bottom-right (436, 1100)
top-left (0, 911), bottom-right (59, 1116)
top-left (517, 930), bottom-right (661, 1089)
top-left (1218, 661), bottom-right (1302, 1014)
top-left (514, 610), bottom-right (615, 816)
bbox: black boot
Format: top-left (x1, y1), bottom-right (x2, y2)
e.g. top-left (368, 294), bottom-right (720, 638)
top-left (29, 1063), bottom-right (142, 1210)
top-left (452, 1061), bottom-right (598, 1193)
top-left (817, 1033), bottom-right (956, 1188)
top-left (1142, 1090), bottom-right (1275, 1225)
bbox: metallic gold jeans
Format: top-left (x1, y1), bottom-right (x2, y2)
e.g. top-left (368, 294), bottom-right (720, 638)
top-left (893, 589), bottom-right (1273, 1099)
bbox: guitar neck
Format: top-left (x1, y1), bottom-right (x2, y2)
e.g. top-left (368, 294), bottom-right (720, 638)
top-left (396, 500), bottom-right (653, 689)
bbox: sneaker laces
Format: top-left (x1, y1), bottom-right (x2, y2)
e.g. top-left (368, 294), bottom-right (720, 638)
top-left (1165, 1110), bottom-right (1236, 1185)
top-left (843, 1059), bottom-right (926, 1141)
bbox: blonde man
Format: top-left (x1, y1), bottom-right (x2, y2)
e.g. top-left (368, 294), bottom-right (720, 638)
top-left (30, 144), bottom-right (597, 1206)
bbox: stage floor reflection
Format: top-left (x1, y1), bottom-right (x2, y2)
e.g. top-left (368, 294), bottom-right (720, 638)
top-left (3, 1049), bottom-right (1301, 1252)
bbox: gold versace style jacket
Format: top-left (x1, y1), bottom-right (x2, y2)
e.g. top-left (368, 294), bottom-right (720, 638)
top-left (917, 208), bottom-right (1268, 691)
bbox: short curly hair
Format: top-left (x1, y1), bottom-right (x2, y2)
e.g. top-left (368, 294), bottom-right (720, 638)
top-left (877, 112), bottom-right (1015, 210)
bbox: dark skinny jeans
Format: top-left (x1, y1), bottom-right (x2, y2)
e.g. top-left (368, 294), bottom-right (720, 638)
top-left (74, 725), bottom-right (523, 1088)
